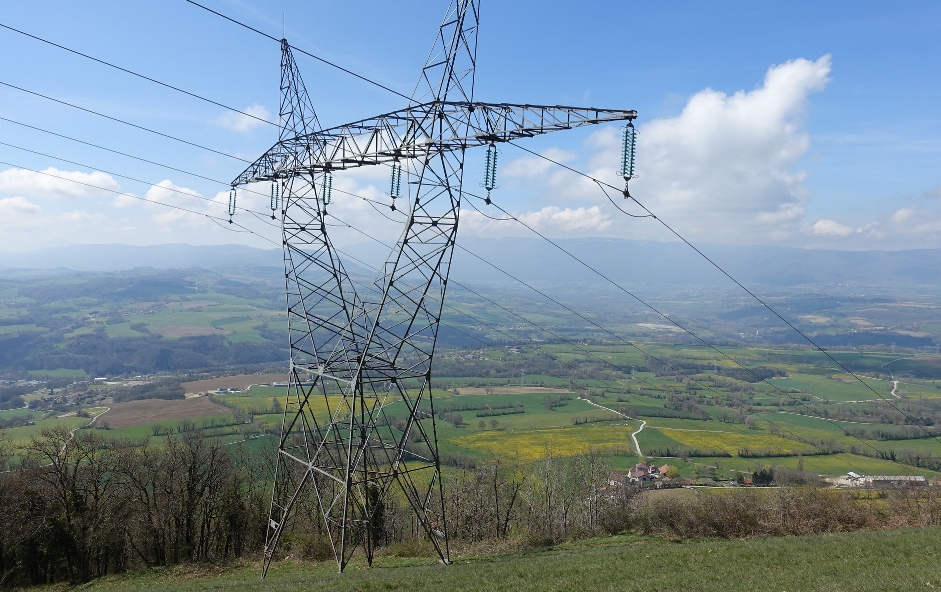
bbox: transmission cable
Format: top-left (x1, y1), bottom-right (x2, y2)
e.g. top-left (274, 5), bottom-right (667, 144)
top-left (208, 146), bottom-right (932, 455)
top-left (366, 159), bottom-right (929, 457)
top-left (329, 218), bottom-right (886, 475)
top-left (0, 115), bottom-right (400, 214)
top-left (0, 115), bottom-right (241, 186)
top-left (0, 80), bottom-right (253, 164)
top-left (0, 140), bottom-right (281, 225)
top-left (0, 22), bottom-right (277, 128)
top-left (0, 148), bottom-right (899, 474)
top-left (333, 243), bottom-right (825, 468)
top-left (502, 140), bottom-right (938, 443)
top-left (471, 194), bottom-right (933, 461)
top-left (0, 159), bottom-right (279, 247)
top-left (184, 0), bottom-right (412, 102)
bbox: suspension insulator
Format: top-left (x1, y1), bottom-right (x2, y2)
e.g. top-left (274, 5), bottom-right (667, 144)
top-left (321, 173), bottom-right (333, 205)
top-left (619, 121), bottom-right (637, 198)
top-left (270, 181), bottom-right (280, 219)
top-left (390, 162), bottom-right (402, 199)
top-left (228, 188), bottom-right (237, 222)
top-left (482, 144), bottom-right (498, 203)
top-left (619, 122), bottom-right (637, 180)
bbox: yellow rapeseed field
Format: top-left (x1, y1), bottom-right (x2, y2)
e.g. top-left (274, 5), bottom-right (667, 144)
top-left (659, 428), bottom-right (801, 456)
top-left (450, 423), bottom-right (637, 460)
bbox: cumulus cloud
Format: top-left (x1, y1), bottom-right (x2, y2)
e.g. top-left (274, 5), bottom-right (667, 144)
top-left (809, 219), bottom-right (854, 237)
top-left (0, 196), bottom-right (42, 216)
top-left (623, 55), bottom-right (832, 242)
top-left (0, 167), bottom-right (120, 199)
top-left (885, 205), bottom-right (941, 235)
top-left (457, 56), bottom-right (836, 244)
top-left (215, 104), bottom-right (272, 133)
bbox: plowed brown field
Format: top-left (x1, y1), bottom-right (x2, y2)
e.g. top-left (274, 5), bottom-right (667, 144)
top-left (104, 397), bottom-right (232, 428)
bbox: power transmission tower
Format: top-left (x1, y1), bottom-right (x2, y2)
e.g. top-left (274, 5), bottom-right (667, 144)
top-left (231, 0), bottom-right (637, 575)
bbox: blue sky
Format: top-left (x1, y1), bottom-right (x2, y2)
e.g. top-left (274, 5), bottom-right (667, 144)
top-left (0, 0), bottom-right (939, 251)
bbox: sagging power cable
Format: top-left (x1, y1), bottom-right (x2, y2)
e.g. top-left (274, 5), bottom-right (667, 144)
top-left (501, 140), bottom-right (939, 444)
top-left (329, 216), bottom-right (890, 476)
top-left (0, 22), bottom-right (278, 128)
top-left (0, 80), bottom-right (253, 164)
top-left (0, 115), bottom-right (402, 216)
top-left (185, 0), bottom-right (412, 102)
top-left (0, 158), bottom-right (279, 247)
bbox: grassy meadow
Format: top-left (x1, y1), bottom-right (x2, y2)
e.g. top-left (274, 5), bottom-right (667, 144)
top-left (34, 527), bottom-right (941, 592)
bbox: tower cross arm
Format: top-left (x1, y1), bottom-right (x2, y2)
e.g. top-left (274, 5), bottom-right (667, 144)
top-left (230, 101), bottom-right (637, 186)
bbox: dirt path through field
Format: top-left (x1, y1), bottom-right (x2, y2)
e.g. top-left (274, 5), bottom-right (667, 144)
top-left (60, 407), bottom-right (110, 455)
top-left (578, 396), bottom-right (644, 456)
top-left (631, 420), bottom-right (647, 458)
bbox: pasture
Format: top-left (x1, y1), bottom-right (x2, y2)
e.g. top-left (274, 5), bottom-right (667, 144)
top-left (40, 527), bottom-right (941, 592)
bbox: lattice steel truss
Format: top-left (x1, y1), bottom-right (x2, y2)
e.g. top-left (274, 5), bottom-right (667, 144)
top-left (232, 0), bottom-right (637, 575)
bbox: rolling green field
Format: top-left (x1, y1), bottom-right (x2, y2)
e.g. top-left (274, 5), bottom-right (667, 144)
top-left (6, 330), bottom-right (941, 480)
top-left (35, 526), bottom-right (941, 592)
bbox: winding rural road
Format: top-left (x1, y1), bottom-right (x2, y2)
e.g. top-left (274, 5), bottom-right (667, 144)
top-left (631, 420), bottom-right (647, 458)
top-left (890, 380), bottom-right (900, 399)
top-left (59, 407), bottom-right (110, 455)
top-left (579, 396), bottom-right (646, 457)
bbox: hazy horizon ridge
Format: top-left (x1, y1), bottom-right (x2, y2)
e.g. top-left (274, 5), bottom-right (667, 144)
top-left (1, 238), bottom-right (939, 291)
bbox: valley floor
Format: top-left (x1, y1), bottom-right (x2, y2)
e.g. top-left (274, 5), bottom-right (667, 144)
top-left (51, 526), bottom-right (941, 592)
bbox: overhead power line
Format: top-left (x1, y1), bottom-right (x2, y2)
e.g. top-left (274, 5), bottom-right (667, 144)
top-left (0, 133), bottom-right (910, 474)
top-left (0, 24), bottom-right (924, 463)
top-left (499, 141), bottom-right (941, 446)
top-left (9, 93), bottom-right (910, 447)
top-left (0, 22), bottom-right (277, 128)
top-left (0, 158), bottom-right (278, 246)
top-left (0, 80), bottom-right (253, 164)
top-left (0, 139), bottom-right (282, 224)
top-left (0, 122), bottom-right (399, 216)
top-left (336, 247), bottom-right (821, 469)
top-left (329, 214), bottom-right (896, 476)
top-left (184, 0), bottom-right (412, 102)
top-left (0, 115), bottom-right (236, 186)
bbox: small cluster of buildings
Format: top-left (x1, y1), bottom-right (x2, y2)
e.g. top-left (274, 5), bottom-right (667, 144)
top-left (828, 472), bottom-right (928, 488)
top-left (609, 462), bottom-right (676, 486)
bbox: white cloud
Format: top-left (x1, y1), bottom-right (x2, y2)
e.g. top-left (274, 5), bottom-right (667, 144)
top-left (285, 56), bottom-right (839, 249)
top-left (471, 56), bottom-right (835, 244)
top-left (889, 207), bottom-right (914, 224)
top-left (809, 219), bottom-right (853, 237)
top-left (885, 205), bottom-right (941, 235)
top-left (0, 196), bottom-right (42, 216)
top-left (215, 104), bottom-right (272, 133)
top-left (0, 167), bottom-right (120, 199)
top-left (622, 55), bottom-right (832, 242)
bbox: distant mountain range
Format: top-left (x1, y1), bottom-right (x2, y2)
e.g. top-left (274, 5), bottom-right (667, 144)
top-left (2, 239), bottom-right (940, 291)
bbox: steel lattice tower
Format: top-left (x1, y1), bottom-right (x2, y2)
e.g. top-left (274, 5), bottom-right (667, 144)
top-left (230, 0), bottom-right (637, 574)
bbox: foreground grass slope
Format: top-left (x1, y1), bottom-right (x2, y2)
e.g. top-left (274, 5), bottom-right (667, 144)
top-left (58, 527), bottom-right (941, 592)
